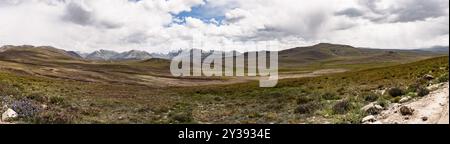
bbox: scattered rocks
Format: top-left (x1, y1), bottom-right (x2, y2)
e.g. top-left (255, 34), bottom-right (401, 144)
top-left (2, 108), bottom-right (18, 122)
top-left (362, 115), bottom-right (376, 123)
top-left (399, 96), bottom-right (411, 103)
top-left (399, 106), bottom-right (414, 116)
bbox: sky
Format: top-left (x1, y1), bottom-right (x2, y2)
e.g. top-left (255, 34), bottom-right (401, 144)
top-left (0, 0), bottom-right (448, 53)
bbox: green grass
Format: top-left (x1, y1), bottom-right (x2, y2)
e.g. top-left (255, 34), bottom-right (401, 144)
top-left (0, 56), bottom-right (448, 124)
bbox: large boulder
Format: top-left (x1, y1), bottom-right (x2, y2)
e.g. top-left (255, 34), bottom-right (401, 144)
top-left (399, 96), bottom-right (411, 103)
top-left (2, 108), bottom-right (18, 122)
top-left (362, 115), bottom-right (376, 123)
top-left (399, 106), bottom-right (414, 116)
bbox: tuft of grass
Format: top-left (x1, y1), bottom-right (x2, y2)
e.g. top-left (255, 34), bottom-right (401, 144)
top-left (376, 98), bottom-right (390, 108)
top-left (321, 92), bottom-right (340, 100)
top-left (49, 96), bottom-right (65, 105)
top-left (363, 92), bottom-right (379, 102)
top-left (295, 102), bottom-right (320, 114)
top-left (438, 73), bottom-right (449, 83)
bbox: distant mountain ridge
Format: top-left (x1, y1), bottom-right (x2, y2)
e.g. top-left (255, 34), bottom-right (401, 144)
top-left (79, 49), bottom-right (153, 61)
top-left (416, 46), bottom-right (449, 53)
top-left (1, 43), bottom-right (447, 63)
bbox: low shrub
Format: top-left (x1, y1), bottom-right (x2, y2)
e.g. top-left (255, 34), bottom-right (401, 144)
top-left (11, 99), bottom-right (41, 119)
top-left (332, 100), bottom-right (352, 114)
top-left (169, 112), bottom-right (193, 123)
top-left (388, 87), bottom-right (405, 97)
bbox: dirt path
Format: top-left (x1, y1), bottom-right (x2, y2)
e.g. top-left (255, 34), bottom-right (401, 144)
top-left (376, 82), bottom-right (449, 124)
top-left (278, 69), bottom-right (348, 79)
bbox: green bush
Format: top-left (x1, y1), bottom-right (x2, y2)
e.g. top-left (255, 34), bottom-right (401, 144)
top-left (388, 87), bottom-right (405, 97)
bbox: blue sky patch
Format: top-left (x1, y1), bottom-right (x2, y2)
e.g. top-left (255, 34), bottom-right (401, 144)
top-left (173, 3), bottom-right (226, 25)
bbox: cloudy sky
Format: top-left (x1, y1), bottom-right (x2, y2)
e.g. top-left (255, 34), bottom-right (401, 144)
top-left (0, 0), bottom-right (448, 53)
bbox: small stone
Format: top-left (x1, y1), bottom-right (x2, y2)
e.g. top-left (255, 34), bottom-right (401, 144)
top-left (2, 108), bottom-right (18, 122)
top-left (41, 104), bottom-right (48, 109)
top-left (422, 117), bottom-right (428, 121)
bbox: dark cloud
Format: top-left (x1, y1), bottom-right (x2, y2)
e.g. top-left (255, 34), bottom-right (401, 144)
top-left (62, 2), bottom-right (122, 29)
top-left (353, 0), bottom-right (449, 23)
top-left (391, 0), bottom-right (448, 22)
top-left (62, 2), bottom-right (93, 25)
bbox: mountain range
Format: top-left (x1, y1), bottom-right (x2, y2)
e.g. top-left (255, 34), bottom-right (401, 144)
top-left (75, 49), bottom-right (243, 61)
top-left (78, 50), bottom-right (153, 61)
top-left (1, 43), bottom-right (448, 64)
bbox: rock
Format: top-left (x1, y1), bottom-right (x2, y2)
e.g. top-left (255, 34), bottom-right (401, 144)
top-left (399, 106), bottom-right (414, 116)
top-left (427, 84), bottom-right (440, 91)
top-left (361, 103), bottom-right (383, 115)
top-left (374, 105), bottom-right (383, 110)
top-left (391, 103), bottom-right (402, 109)
top-left (374, 89), bottom-right (386, 95)
top-left (423, 74), bottom-right (434, 81)
top-left (422, 116), bottom-right (428, 121)
top-left (41, 104), bottom-right (48, 109)
top-left (399, 96), bottom-right (412, 103)
top-left (2, 108), bottom-right (18, 122)
top-left (362, 115), bottom-right (376, 123)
